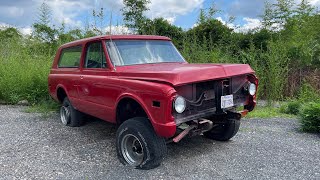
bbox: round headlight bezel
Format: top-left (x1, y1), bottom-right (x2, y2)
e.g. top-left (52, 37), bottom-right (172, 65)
top-left (248, 83), bottom-right (257, 96)
top-left (174, 96), bottom-right (186, 114)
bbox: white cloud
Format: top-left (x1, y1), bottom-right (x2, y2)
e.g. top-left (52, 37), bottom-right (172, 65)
top-left (165, 17), bottom-right (176, 24)
top-left (44, 0), bottom-right (204, 28)
top-left (192, 23), bottom-right (199, 28)
top-left (294, 0), bottom-right (320, 7)
top-left (216, 17), bottom-right (237, 29)
top-left (44, 0), bottom-right (124, 28)
top-left (46, 0), bottom-right (90, 27)
top-left (0, 0), bottom-right (124, 29)
top-left (0, 22), bottom-right (11, 29)
top-left (147, 0), bottom-right (204, 24)
top-left (19, 27), bottom-right (32, 36)
top-left (105, 25), bottom-right (131, 35)
top-left (216, 17), bottom-right (225, 24)
top-left (216, 17), bottom-right (262, 33)
top-left (309, 0), bottom-right (320, 6)
top-left (62, 17), bottom-right (83, 27)
top-left (237, 18), bottom-right (262, 32)
top-left (0, 22), bottom-right (32, 36)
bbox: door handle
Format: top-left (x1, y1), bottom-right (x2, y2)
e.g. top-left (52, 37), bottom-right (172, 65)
top-left (80, 75), bottom-right (84, 80)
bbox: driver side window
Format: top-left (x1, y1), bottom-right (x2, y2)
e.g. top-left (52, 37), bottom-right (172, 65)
top-left (85, 42), bottom-right (107, 68)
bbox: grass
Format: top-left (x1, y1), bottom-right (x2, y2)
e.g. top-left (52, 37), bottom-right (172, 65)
top-left (25, 100), bottom-right (59, 117)
top-left (245, 106), bottom-right (297, 119)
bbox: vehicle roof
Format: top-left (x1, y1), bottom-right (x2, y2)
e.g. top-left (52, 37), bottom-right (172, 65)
top-left (61, 35), bottom-right (172, 48)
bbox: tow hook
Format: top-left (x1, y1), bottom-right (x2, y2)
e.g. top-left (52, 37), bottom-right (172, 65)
top-left (173, 124), bottom-right (197, 143)
top-left (172, 119), bottom-right (213, 143)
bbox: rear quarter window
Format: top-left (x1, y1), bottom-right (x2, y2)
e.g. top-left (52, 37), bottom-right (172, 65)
top-left (58, 46), bottom-right (82, 68)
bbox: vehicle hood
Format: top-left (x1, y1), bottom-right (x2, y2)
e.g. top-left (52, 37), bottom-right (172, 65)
top-left (115, 63), bottom-right (255, 86)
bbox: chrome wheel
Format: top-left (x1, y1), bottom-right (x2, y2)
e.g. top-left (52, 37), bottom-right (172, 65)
top-left (120, 134), bottom-right (144, 166)
top-left (60, 105), bottom-right (71, 126)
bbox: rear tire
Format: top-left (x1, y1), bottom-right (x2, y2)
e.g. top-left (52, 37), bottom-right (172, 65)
top-left (203, 119), bottom-right (240, 141)
top-left (116, 117), bottom-right (167, 170)
top-left (60, 97), bottom-right (85, 127)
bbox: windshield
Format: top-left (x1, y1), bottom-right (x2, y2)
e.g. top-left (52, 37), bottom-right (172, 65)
top-left (106, 40), bottom-right (185, 66)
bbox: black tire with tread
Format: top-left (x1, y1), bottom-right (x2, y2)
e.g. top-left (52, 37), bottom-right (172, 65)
top-left (116, 117), bottom-right (167, 170)
top-left (62, 97), bottom-right (85, 127)
top-left (203, 119), bottom-right (240, 141)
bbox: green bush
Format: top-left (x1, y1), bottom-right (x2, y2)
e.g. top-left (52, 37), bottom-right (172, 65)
top-left (299, 102), bottom-right (320, 133)
top-left (279, 100), bottom-right (302, 115)
top-left (0, 38), bottom-right (52, 104)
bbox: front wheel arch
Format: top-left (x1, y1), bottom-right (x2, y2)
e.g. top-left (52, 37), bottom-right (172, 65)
top-left (115, 96), bottom-right (151, 125)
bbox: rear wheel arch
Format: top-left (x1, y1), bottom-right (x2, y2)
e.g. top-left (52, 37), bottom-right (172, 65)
top-left (56, 86), bottom-right (68, 103)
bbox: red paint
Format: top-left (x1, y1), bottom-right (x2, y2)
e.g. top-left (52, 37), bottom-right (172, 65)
top-left (48, 35), bottom-right (258, 138)
top-left (115, 63), bottom-right (255, 86)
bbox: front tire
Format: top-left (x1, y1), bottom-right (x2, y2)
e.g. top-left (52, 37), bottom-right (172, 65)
top-left (60, 97), bottom-right (84, 127)
top-left (203, 119), bottom-right (240, 141)
top-left (116, 117), bottom-right (167, 170)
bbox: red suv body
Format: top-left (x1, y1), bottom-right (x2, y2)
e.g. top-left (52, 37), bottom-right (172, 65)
top-left (48, 35), bottom-right (258, 169)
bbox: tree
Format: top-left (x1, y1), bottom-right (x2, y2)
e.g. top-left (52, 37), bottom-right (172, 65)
top-left (262, 1), bottom-right (275, 29)
top-left (208, 1), bottom-right (221, 18)
top-left (58, 29), bottom-right (85, 44)
top-left (262, 0), bottom-right (297, 30)
top-left (198, 9), bottom-right (207, 24)
top-left (122, 0), bottom-right (150, 33)
top-left (140, 18), bottom-right (184, 49)
top-left (272, 0), bottom-right (294, 27)
top-left (92, 8), bottom-right (105, 35)
top-left (37, 1), bottom-right (51, 25)
top-left (188, 18), bottom-right (232, 48)
top-left (32, 1), bottom-right (58, 43)
top-left (197, 1), bottom-right (221, 24)
top-left (296, 0), bottom-right (314, 17)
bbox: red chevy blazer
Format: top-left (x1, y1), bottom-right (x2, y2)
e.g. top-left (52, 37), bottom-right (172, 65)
top-left (48, 35), bottom-right (258, 169)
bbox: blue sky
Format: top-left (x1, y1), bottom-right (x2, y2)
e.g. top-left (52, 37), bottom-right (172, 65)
top-left (0, 0), bottom-right (319, 34)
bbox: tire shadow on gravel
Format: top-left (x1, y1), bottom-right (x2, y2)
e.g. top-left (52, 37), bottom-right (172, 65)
top-left (47, 116), bottom-right (117, 148)
top-left (166, 136), bottom-right (234, 159)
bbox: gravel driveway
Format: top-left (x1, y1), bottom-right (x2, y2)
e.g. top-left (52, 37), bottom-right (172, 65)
top-left (0, 105), bottom-right (319, 180)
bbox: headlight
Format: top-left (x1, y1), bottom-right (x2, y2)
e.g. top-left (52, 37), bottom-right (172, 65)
top-left (174, 96), bottom-right (186, 113)
top-left (248, 83), bottom-right (257, 96)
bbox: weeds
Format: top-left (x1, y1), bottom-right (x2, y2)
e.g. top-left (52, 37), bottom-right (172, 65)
top-left (245, 106), bottom-right (295, 119)
top-left (25, 100), bottom-right (59, 113)
top-left (279, 101), bottom-right (301, 115)
top-left (279, 83), bottom-right (320, 132)
top-left (0, 37), bottom-right (52, 105)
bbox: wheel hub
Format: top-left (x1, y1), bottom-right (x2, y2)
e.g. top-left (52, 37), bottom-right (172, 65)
top-left (121, 134), bottom-right (144, 166)
top-left (60, 105), bottom-right (70, 125)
